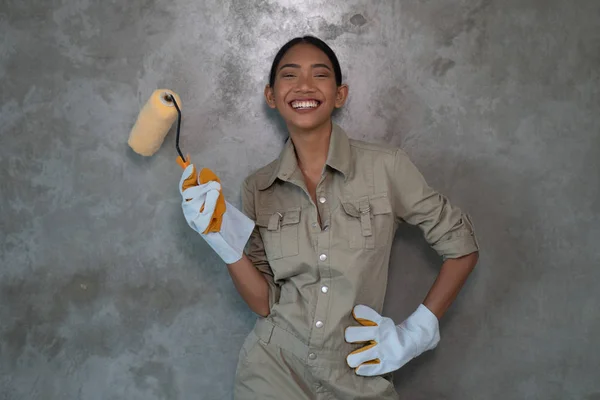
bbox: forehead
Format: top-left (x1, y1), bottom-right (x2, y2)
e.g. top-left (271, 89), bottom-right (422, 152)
top-left (278, 43), bottom-right (332, 68)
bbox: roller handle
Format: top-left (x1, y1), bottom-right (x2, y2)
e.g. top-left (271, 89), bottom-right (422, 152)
top-left (163, 93), bottom-right (186, 167)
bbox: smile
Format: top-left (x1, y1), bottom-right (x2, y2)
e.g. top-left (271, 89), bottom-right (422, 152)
top-left (290, 99), bottom-right (321, 110)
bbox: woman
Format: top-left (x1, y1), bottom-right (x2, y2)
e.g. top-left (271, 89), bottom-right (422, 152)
top-left (179, 36), bottom-right (479, 399)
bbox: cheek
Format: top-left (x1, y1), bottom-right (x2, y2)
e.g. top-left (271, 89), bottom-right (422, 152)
top-left (274, 91), bottom-right (290, 108)
top-left (319, 84), bottom-right (338, 102)
top-left (275, 91), bottom-right (287, 103)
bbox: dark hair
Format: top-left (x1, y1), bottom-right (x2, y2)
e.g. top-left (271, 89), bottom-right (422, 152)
top-left (268, 36), bottom-right (343, 87)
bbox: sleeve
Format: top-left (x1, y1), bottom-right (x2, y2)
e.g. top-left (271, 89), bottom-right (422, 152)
top-left (241, 176), bottom-right (281, 308)
top-left (391, 149), bottom-right (479, 260)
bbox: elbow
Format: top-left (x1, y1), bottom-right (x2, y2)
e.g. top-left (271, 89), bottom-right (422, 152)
top-left (463, 251), bottom-right (479, 272)
top-left (255, 279), bottom-right (273, 318)
top-left (255, 305), bottom-right (270, 318)
top-left (469, 250), bottom-right (479, 265)
top-left (445, 251), bottom-right (479, 270)
top-left (253, 296), bottom-right (271, 318)
top-left (249, 276), bottom-right (274, 318)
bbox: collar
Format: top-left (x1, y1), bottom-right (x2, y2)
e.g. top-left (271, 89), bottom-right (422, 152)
top-left (257, 122), bottom-right (352, 190)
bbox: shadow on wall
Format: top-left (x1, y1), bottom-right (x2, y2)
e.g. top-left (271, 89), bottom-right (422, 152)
top-left (262, 101), bottom-right (288, 143)
top-left (383, 155), bottom-right (541, 390)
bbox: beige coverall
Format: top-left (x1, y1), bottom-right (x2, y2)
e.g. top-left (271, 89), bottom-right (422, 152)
top-left (233, 123), bottom-right (479, 399)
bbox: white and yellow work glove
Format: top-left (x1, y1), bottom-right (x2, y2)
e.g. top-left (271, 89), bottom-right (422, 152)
top-left (345, 304), bottom-right (440, 376)
top-left (179, 163), bottom-right (254, 264)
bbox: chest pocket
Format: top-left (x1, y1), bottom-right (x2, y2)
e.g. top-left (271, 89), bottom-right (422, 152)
top-left (340, 193), bottom-right (393, 249)
top-left (256, 207), bottom-right (301, 260)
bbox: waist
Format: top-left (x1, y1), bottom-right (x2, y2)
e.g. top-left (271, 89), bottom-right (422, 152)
top-left (254, 315), bottom-right (364, 367)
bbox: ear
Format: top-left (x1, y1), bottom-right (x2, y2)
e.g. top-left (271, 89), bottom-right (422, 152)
top-left (335, 84), bottom-right (349, 108)
top-left (264, 85), bottom-right (276, 109)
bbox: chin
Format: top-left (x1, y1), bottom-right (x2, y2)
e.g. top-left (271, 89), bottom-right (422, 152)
top-left (290, 119), bottom-right (326, 131)
top-left (283, 112), bottom-right (332, 132)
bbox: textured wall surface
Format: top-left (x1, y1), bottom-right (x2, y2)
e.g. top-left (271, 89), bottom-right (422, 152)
top-left (1, 0), bottom-right (599, 399)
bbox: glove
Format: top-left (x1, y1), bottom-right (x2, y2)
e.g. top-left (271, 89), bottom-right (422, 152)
top-left (178, 161), bottom-right (255, 264)
top-left (345, 304), bottom-right (440, 376)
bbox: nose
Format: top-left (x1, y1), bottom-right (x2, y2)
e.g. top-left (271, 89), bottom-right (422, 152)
top-left (294, 73), bottom-right (315, 92)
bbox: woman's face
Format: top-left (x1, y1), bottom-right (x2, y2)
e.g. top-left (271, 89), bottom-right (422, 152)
top-left (265, 43), bottom-right (348, 132)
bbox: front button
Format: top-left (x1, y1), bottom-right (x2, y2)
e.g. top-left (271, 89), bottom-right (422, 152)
top-left (312, 222), bottom-right (318, 228)
top-left (315, 321), bottom-right (323, 328)
top-left (319, 254), bottom-right (327, 261)
top-left (319, 197), bottom-right (326, 204)
top-left (321, 286), bottom-right (329, 293)
top-left (308, 353), bottom-right (316, 360)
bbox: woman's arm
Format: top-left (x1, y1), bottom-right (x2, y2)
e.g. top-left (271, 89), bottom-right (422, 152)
top-left (423, 251), bottom-right (479, 319)
top-left (389, 149), bottom-right (480, 318)
top-left (229, 176), bottom-right (281, 318)
top-left (227, 254), bottom-right (270, 317)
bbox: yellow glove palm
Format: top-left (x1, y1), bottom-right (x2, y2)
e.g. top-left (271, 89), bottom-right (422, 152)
top-left (177, 154), bottom-right (225, 234)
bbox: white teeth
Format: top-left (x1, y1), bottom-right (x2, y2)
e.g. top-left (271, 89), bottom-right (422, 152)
top-left (292, 100), bottom-right (319, 109)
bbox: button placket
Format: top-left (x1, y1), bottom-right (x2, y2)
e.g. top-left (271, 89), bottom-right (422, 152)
top-left (309, 244), bottom-right (330, 361)
top-left (308, 175), bottom-right (333, 365)
top-left (315, 177), bottom-right (330, 230)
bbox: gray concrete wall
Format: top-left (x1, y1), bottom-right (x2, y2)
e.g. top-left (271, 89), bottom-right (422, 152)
top-left (1, 1), bottom-right (599, 399)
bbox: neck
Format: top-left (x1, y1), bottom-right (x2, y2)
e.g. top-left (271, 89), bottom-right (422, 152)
top-left (288, 120), bottom-right (332, 175)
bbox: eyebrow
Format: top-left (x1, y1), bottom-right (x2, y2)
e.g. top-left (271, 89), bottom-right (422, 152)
top-left (278, 63), bottom-right (332, 72)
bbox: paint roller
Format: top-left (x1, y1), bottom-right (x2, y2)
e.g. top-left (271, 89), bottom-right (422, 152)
top-left (127, 89), bottom-right (226, 233)
top-left (128, 89), bottom-right (186, 163)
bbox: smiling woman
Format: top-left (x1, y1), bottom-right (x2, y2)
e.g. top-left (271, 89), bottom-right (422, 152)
top-left (181, 36), bottom-right (480, 400)
top-left (264, 37), bottom-right (348, 138)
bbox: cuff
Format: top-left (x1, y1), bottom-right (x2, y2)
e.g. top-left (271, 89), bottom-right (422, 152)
top-left (405, 304), bottom-right (441, 353)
